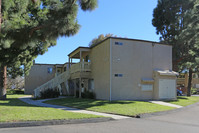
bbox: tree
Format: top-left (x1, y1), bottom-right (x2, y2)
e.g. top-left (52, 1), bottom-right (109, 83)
top-left (0, 0), bottom-right (98, 99)
top-left (7, 76), bottom-right (24, 90)
top-left (152, 0), bottom-right (196, 96)
top-left (179, 0), bottom-right (199, 96)
top-left (89, 34), bottom-right (115, 47)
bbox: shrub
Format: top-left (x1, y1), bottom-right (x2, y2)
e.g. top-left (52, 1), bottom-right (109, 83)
top-left (40, 88), bottom-right (60, 99)
top-left (75, 90), bottom-right (79, 98)
top-left (192, 88), bottom-right (199, 95)
top-left (7, 89), bottom-right (24, 95)
top-left (75, 90), bottom-right (96, 99)
top-left (82, 91), bottom-right (96, 99)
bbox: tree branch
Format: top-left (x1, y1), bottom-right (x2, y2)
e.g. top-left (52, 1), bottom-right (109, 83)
top-left (31, 0), bottom-right (37, 4)
top-left (29, 25), bottom-right (44, 37)
top-left (72, 0), bottom-right (77, 5)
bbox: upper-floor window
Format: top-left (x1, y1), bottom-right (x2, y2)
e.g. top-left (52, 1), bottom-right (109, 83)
top-left (115, 74), bottom-right (123, 77)
top-left (48, 67), bottom-right (53, 74)
top-left (115, 42), bottom-right (123, 45)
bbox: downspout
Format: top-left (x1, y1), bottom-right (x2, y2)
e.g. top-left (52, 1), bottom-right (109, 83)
top-left (152, 43), bottom-right (155, 99)
top-left (110, 38), bottom-right (112, 102)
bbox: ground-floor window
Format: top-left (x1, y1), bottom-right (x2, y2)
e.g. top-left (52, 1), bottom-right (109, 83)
top-left (88, 79), bottom-right (94, 91)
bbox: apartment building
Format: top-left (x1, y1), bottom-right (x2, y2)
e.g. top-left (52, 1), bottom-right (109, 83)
top-left (25, 37), bottom-right (178, 100)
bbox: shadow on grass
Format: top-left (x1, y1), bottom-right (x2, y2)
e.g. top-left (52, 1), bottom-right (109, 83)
top-left (0, 98), bottom-right (35, 107)
top-left (165, 96), bottom-right (189, 102)
top-left (45, 98), bottom-right (135, 110)
top-left (177, 96), bottom-right (189, 100)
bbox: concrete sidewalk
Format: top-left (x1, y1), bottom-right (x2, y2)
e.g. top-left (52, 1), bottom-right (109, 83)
top-left (149, 101), bottom-right (183, 108)
top-left (19, 96), bottom-right (130, 120)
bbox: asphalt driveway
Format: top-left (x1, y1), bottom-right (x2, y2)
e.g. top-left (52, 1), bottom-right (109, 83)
top-left (143, 102), bottom-right (199, 127)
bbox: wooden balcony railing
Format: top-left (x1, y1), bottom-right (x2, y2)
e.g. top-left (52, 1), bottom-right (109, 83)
top-left (70, 62), bottom-right (91, 74)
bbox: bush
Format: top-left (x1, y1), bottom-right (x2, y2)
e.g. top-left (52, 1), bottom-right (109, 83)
top-left (82, 91), bottom-right (96, 99)
top-left (40, 88), bottom-right (60, 99)
top-left (75, 90), bottom-right (96, 99)
top-left (75, 90), bottom-right (79, 98)
top-left (7, 89), bottom-right (24, 95)
top-left (192, 88), bottom-right (199, 95)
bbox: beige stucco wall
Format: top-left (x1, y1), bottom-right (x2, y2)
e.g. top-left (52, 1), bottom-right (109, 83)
top-left (110, 38), bottom-right (172, 100)
top-left (90, 39), bottom-right (110, 100)
top-left (25, 64), bottom-right (56, 94)
top-left (153, 44), bottom-right (172, 70)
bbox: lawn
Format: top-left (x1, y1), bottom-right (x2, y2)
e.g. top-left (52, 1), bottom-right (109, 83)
top-left (44, 98), bottom-right (175, 117)
top-left (0, 95), bottom-right (102, 122)
top-left (166, 96), bottom-right (199, 106)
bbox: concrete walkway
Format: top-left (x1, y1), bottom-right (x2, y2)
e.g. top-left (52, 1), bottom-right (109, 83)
top-left (149, 101), bottom-right (183, 108)
top-left (19, 96), bottom-right (130, 120)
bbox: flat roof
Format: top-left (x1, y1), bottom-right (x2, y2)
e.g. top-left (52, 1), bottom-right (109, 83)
top-left (67, 37), bottom-right (171, 57)
top-left (68, 47), bottom-right (90, 56)
top-left (155, 70), bottom-right (179, 76)
top-left (34, 63), bottom-right (62, 65)
top-left (34, 63), bottom-right (68, 66)
top-left (90, 37), bottom-right (171, 49)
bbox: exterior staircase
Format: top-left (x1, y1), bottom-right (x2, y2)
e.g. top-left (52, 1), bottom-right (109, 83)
top-left (34, 70), bottom-right (70, 98)
top-left (33, 62), bottom-right (91, 98)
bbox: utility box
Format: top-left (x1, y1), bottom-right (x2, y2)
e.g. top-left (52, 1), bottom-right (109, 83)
top-left (153, 70), bottom-right (178, 100)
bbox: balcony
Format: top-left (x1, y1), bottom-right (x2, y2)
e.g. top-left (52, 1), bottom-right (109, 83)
top-left (67, 47), bottom-right (91, 79)
top-left (70, 62), bottom-right (91, 74)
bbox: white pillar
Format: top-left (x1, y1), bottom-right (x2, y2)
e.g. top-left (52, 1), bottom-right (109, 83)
top-left (68, 57), bottom-right (70, 69)
top-left (79, 78), bottom-right (82, 98)
top-left (80, 50), bottom-right (82, 70)
top-left (71, 58), bottom-right (72, 66)
top-left (74, 80), bottom-right (76, 97)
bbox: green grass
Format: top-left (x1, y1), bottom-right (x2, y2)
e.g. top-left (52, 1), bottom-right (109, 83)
top-left (7, 89), bottom-right (24, 95)
top-left (44, 98), bottom-right (175, 117)
top-left (191, 88), bottom-right (199, 95)
top-left (166, 96), bottom-right (199, 106)
top-left (0, 95), bottom-right (102, 122)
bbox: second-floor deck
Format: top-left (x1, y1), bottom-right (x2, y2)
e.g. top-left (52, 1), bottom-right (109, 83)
top-left (70, 62), bottom-right (91, 74)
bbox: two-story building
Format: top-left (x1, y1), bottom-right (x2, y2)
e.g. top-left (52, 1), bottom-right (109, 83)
top-left (25, 37), bottom-right (178, 101)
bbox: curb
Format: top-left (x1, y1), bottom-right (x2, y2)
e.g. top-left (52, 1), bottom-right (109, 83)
top-left (0, 117), bottom-right (113, 128)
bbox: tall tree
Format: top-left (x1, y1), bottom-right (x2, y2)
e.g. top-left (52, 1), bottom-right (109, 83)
top-left (0, 0), bottom-right (98, 99)
top-left (179, 0), bottom-right (199, 96)
top-left (152, 0), bottom-right (196, 96)
top-left (89, 34), bottom-right (115, 47)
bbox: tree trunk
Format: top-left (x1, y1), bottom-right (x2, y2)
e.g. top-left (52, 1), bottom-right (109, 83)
top-left (0, 0), bottom-right (6, 100)
top-left (0, 66), bottom-right (7, 100)
top-left (187, 68), bottom-right (193, 97)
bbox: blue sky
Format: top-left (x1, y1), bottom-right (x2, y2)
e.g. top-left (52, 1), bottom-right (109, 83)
top-left (35, 0), bottom-right (160, 64)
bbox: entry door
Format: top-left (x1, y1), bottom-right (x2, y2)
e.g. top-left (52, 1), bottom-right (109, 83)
top-left (159, 79), bottom-right (176, 99)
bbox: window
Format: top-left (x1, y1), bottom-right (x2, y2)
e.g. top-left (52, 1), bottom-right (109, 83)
top-left (48, 67), bottom-right (53, 74)
top-left (64, 67), bottom-right (66, 72)
top-left (88, 79), bottom-right (94, 91)
top-left (141, 84), bottom-right (153, 91)
top-left (115, 74), bottom-right (123, 77)
top-left (115, 42), bottom-right (123, 45)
